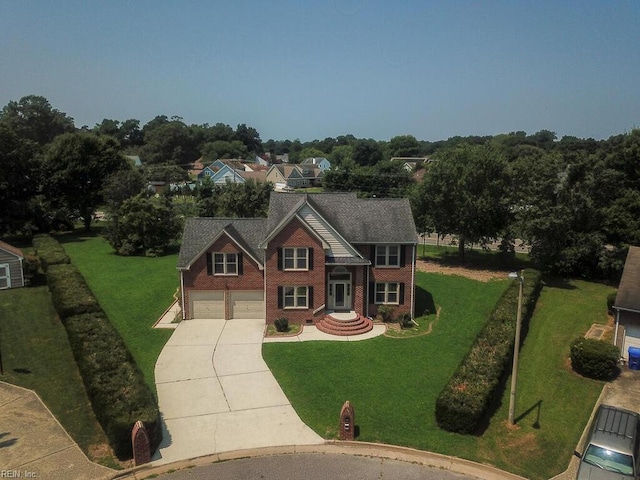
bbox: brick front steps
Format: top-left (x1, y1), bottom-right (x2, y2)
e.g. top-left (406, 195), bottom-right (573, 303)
top-left (316, 312), bottom-right (373, 336)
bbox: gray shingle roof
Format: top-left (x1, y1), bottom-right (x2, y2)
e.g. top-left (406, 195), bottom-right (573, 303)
top-left (178, 192), bottom-right (417, 269)
top-left (267, 192), bottom-right (417, 244)
top-left (615, 246), bottom-right (640, 312)
top-left (178, 217), bottom-right (267, 269)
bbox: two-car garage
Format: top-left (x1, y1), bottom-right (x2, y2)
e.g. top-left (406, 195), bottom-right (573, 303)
top-left (189, 290), bottom-right (264, 320)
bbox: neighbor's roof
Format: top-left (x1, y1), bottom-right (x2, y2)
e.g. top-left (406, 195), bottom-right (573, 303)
top-left (0, 240), bottom-right (24, 259)
top-left (178, 217), bottom-right (267, 269)
top-left (615, 246), bottom-right (640, 312)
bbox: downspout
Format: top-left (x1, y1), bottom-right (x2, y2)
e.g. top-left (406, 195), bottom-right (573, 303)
top-left (614, 308), bottom-right (620, 347)
top-left (180, 270), bottom-right (186, 320)
top-left (366, 263), bottom-right (370, 318)
top-left (411, 244), bottom-right (416, 320)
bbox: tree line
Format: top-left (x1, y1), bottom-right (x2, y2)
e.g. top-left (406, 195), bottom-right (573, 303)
top-left (1, 94), bottom-right (639, 279)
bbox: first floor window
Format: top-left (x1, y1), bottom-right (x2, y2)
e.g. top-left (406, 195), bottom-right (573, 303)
top-left (284, 286), bottom-right (308, 308)
top-left (375, 282), bottom-right (399, 304)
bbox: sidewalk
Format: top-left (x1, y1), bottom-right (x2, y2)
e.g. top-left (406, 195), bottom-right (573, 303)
top-left (0, 381), bottom-right (113, 480)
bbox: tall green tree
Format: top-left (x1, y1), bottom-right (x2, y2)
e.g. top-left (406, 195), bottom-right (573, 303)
top-left (352, 138), bottom-right (383, 167)
top-left (42, 132), bottom-right (128, 231)
top-left (417, 144), bottom-right (512, 261)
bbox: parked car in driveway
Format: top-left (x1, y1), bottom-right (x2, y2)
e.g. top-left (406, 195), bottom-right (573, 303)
top-left (576, 404), bottom-right (640, 479)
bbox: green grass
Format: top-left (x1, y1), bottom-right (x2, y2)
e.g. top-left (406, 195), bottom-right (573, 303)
top-left (263, 273), bottom-right (614, 480)
top-left (58, 229), bottom-right (177, 394)
top-left (0, 286), bottom-right (117, 466)
top-left (418, 243), bottom-right (533, 271)
top-left (264, 272), bottom-right (509, 445)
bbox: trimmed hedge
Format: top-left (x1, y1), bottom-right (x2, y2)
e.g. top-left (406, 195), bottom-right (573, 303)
top-left (32, 234), bottom-right (70, 268)
top-left (46, 264), bottom-right (102, 318)
top-left (570, 337), bottom-right (620, 380)
top-left (64, 312), bottom-right (161, 457)
top-left (36, 234), bottom-right (161, 459)
top-left (435, 268), bottom-right (542, 434)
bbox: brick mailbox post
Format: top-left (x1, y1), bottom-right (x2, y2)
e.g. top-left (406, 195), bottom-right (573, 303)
top-left (131, 420), bottom-right (151, 465)
top-left (339, 400), bottom-right (355, 440)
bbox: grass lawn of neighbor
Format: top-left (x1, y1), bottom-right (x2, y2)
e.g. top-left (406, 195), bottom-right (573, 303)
top-left (0, 285), bottom-right (119, 467)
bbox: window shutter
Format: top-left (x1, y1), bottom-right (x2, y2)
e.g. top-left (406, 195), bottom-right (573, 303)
top-left (277, 286), bottom-right (283, 309)
top-left (399, 283), bottom-right (405, 305)
top-left (369, 282), bottom-right (375, 304)
top-left (400, 245), bottom-right (406, 267)
top-left (308, 247), bottom-right (313, 270)
top-left (370, 245), bottom-right (376, 266)
top-left (308, 286), bottom-right (313, 308)
top-left (277, 248), bottom-right (283, 270)
top-left (206, 252), bottom-right (213, 275)
top-left (237, 252), bottom-right (243, 275)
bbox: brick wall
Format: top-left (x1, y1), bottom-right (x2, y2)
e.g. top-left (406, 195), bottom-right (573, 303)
top-left (265, 218), bottom-right (325, 325)
top-left (182, 233), bottom-right (264, 319)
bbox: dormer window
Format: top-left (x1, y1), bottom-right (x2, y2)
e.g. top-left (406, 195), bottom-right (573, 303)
top-left (375, 245), bottom-right (400, 267)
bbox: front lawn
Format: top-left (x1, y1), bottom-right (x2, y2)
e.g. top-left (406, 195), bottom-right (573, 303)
top-left (0, 286), bottom-right (118, 467)
top-left (263, 272), bottom-right (613, 480)
top-left (58, 230), bottom-right (177, 393)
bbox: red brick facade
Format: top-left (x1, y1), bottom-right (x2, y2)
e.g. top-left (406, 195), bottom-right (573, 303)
top-left (181, 220), bottom-right (415, 325)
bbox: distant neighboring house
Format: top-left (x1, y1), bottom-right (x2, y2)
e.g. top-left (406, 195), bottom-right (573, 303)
top-left (266, 164), bottom-right (323, 189)
top-left (125, 155), bottom-right (143, 168)
top-left (198, 166), bottom-right (217, 180)
top-left (209, 164), bottom-right (246, 185)
top-left (390, 157), bottom-right (429, 172)
top-left (301, 157), bottom-right (331, 171)
top-left (177, 192), bottom-right (417, 324)
top-left (147, 181), bottom-right (167, 194)
top-left (614, 246), bottom-right (640, 360)
top-left (0, 240), bottom-right (25, 289)
top-left (254, 155), bottom-right (269, 167)
top-left (188, 157), bottom-right (206, 177)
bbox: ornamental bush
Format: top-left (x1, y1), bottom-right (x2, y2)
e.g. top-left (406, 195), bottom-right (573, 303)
top-left (435, 269), bottom-right (542, 434)
top-left (46, 263), bottom-right (101, 318)
top-left (274, 316), bottom-right (289, 332)
top-left (570, 337), bottom-right (620, 380)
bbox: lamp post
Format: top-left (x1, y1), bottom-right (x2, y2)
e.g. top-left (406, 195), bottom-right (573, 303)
top-left (508, 270), bottom-right (524, 425)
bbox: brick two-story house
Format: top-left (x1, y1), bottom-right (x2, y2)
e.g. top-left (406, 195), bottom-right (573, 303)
top-left (177, 192), bottom-right (417, 325)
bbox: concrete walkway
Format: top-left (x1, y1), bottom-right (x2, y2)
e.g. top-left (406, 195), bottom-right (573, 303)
top-left (0, 382), bottom-right (113, 480)
top-left (153, 318), bottom-right (323, 465)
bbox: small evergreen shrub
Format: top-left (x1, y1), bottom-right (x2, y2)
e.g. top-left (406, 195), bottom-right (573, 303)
top-left (32, 234), bottom-right (70, 269)
top-left (570, 337), bottom-right (620, 380)
top-left (378, 305), bottom-right (395, 323)
top-left (607, 292), bottom-right (617, 315)
top-left (274, 317), bottom-right (289, 332)
top-left (398, 312), bottom-right (414, 329)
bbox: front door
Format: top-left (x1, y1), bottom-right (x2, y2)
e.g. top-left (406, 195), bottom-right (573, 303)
top-left (329, 280), bottom-right (352, 310)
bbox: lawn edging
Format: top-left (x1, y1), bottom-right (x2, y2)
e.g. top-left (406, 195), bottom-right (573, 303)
top-left (435, 268), bottom-right (543, 433)
top-left (34, 233), bottom-right (161, 459)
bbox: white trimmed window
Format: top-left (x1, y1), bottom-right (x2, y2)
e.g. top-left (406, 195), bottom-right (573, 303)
top-left (213, 253), bottom-right (237, 275)
top-left (375, 282), bottom-right (399, 304)
top-left (284, 247), bottom-right (308, 270)
top-left (375, 245), bottom-right (400, 267)
top-left (284, 286), bottom-right (308, 308)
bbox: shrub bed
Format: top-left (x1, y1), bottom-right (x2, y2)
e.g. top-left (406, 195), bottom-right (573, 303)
top-left (64, 312), bottom-right (161, 457)
top-left (570, 337), bottom-right (619, 380)
top-left (435, 269), bottom-right (542, 434)
top-left (32, 234), bottom-right (70, 268)
top-left (36, 234), bottom-right (161, 459)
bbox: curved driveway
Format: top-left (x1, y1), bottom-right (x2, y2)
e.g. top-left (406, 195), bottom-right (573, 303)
top-left (153, 318), bottom-right (323, 465)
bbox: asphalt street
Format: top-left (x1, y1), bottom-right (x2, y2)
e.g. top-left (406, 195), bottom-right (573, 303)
top-left (152, 453), bottom-right (474, 480)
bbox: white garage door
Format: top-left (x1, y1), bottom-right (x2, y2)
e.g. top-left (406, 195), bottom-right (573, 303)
top-left (623, 324), bottom-right (640, 359)
top-left (230, 291), bottom-right (264, 319)
top-left (190, 291), bottom-right (224, 319)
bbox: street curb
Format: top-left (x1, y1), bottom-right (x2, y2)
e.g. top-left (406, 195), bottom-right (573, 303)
top-left (108, 441), bottom-right (528, 480)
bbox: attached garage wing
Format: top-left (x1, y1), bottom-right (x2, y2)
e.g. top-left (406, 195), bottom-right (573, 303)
top-left (190, 291), bottom-right (224, 319)
top-left (230, 291), bottom-right (264, 319)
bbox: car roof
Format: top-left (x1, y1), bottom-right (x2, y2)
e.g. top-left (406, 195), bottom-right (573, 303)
top-left (588, 405), bottom-right (639, 456)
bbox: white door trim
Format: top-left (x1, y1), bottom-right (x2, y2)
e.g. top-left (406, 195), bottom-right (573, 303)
top-left (0, 263), bottom-right (10, 289)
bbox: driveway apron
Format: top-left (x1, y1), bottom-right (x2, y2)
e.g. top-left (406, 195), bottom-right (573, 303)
top-left (153, 319), bottom-right (323, 465)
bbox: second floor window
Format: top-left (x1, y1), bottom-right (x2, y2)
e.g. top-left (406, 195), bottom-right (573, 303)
top-left (207, 252), bottom-right (238, 275)
top-left (284, 247), bottom-right (308, 270)
top-left (375, 245), bottom-right (400, 267)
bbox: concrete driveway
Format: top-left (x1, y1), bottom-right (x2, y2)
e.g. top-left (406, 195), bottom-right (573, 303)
top-left (153, 318), bottom-right (323, 465)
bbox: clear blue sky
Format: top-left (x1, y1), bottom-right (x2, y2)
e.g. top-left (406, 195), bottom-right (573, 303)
top-left (1, 1), bottom-right (639, 142)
